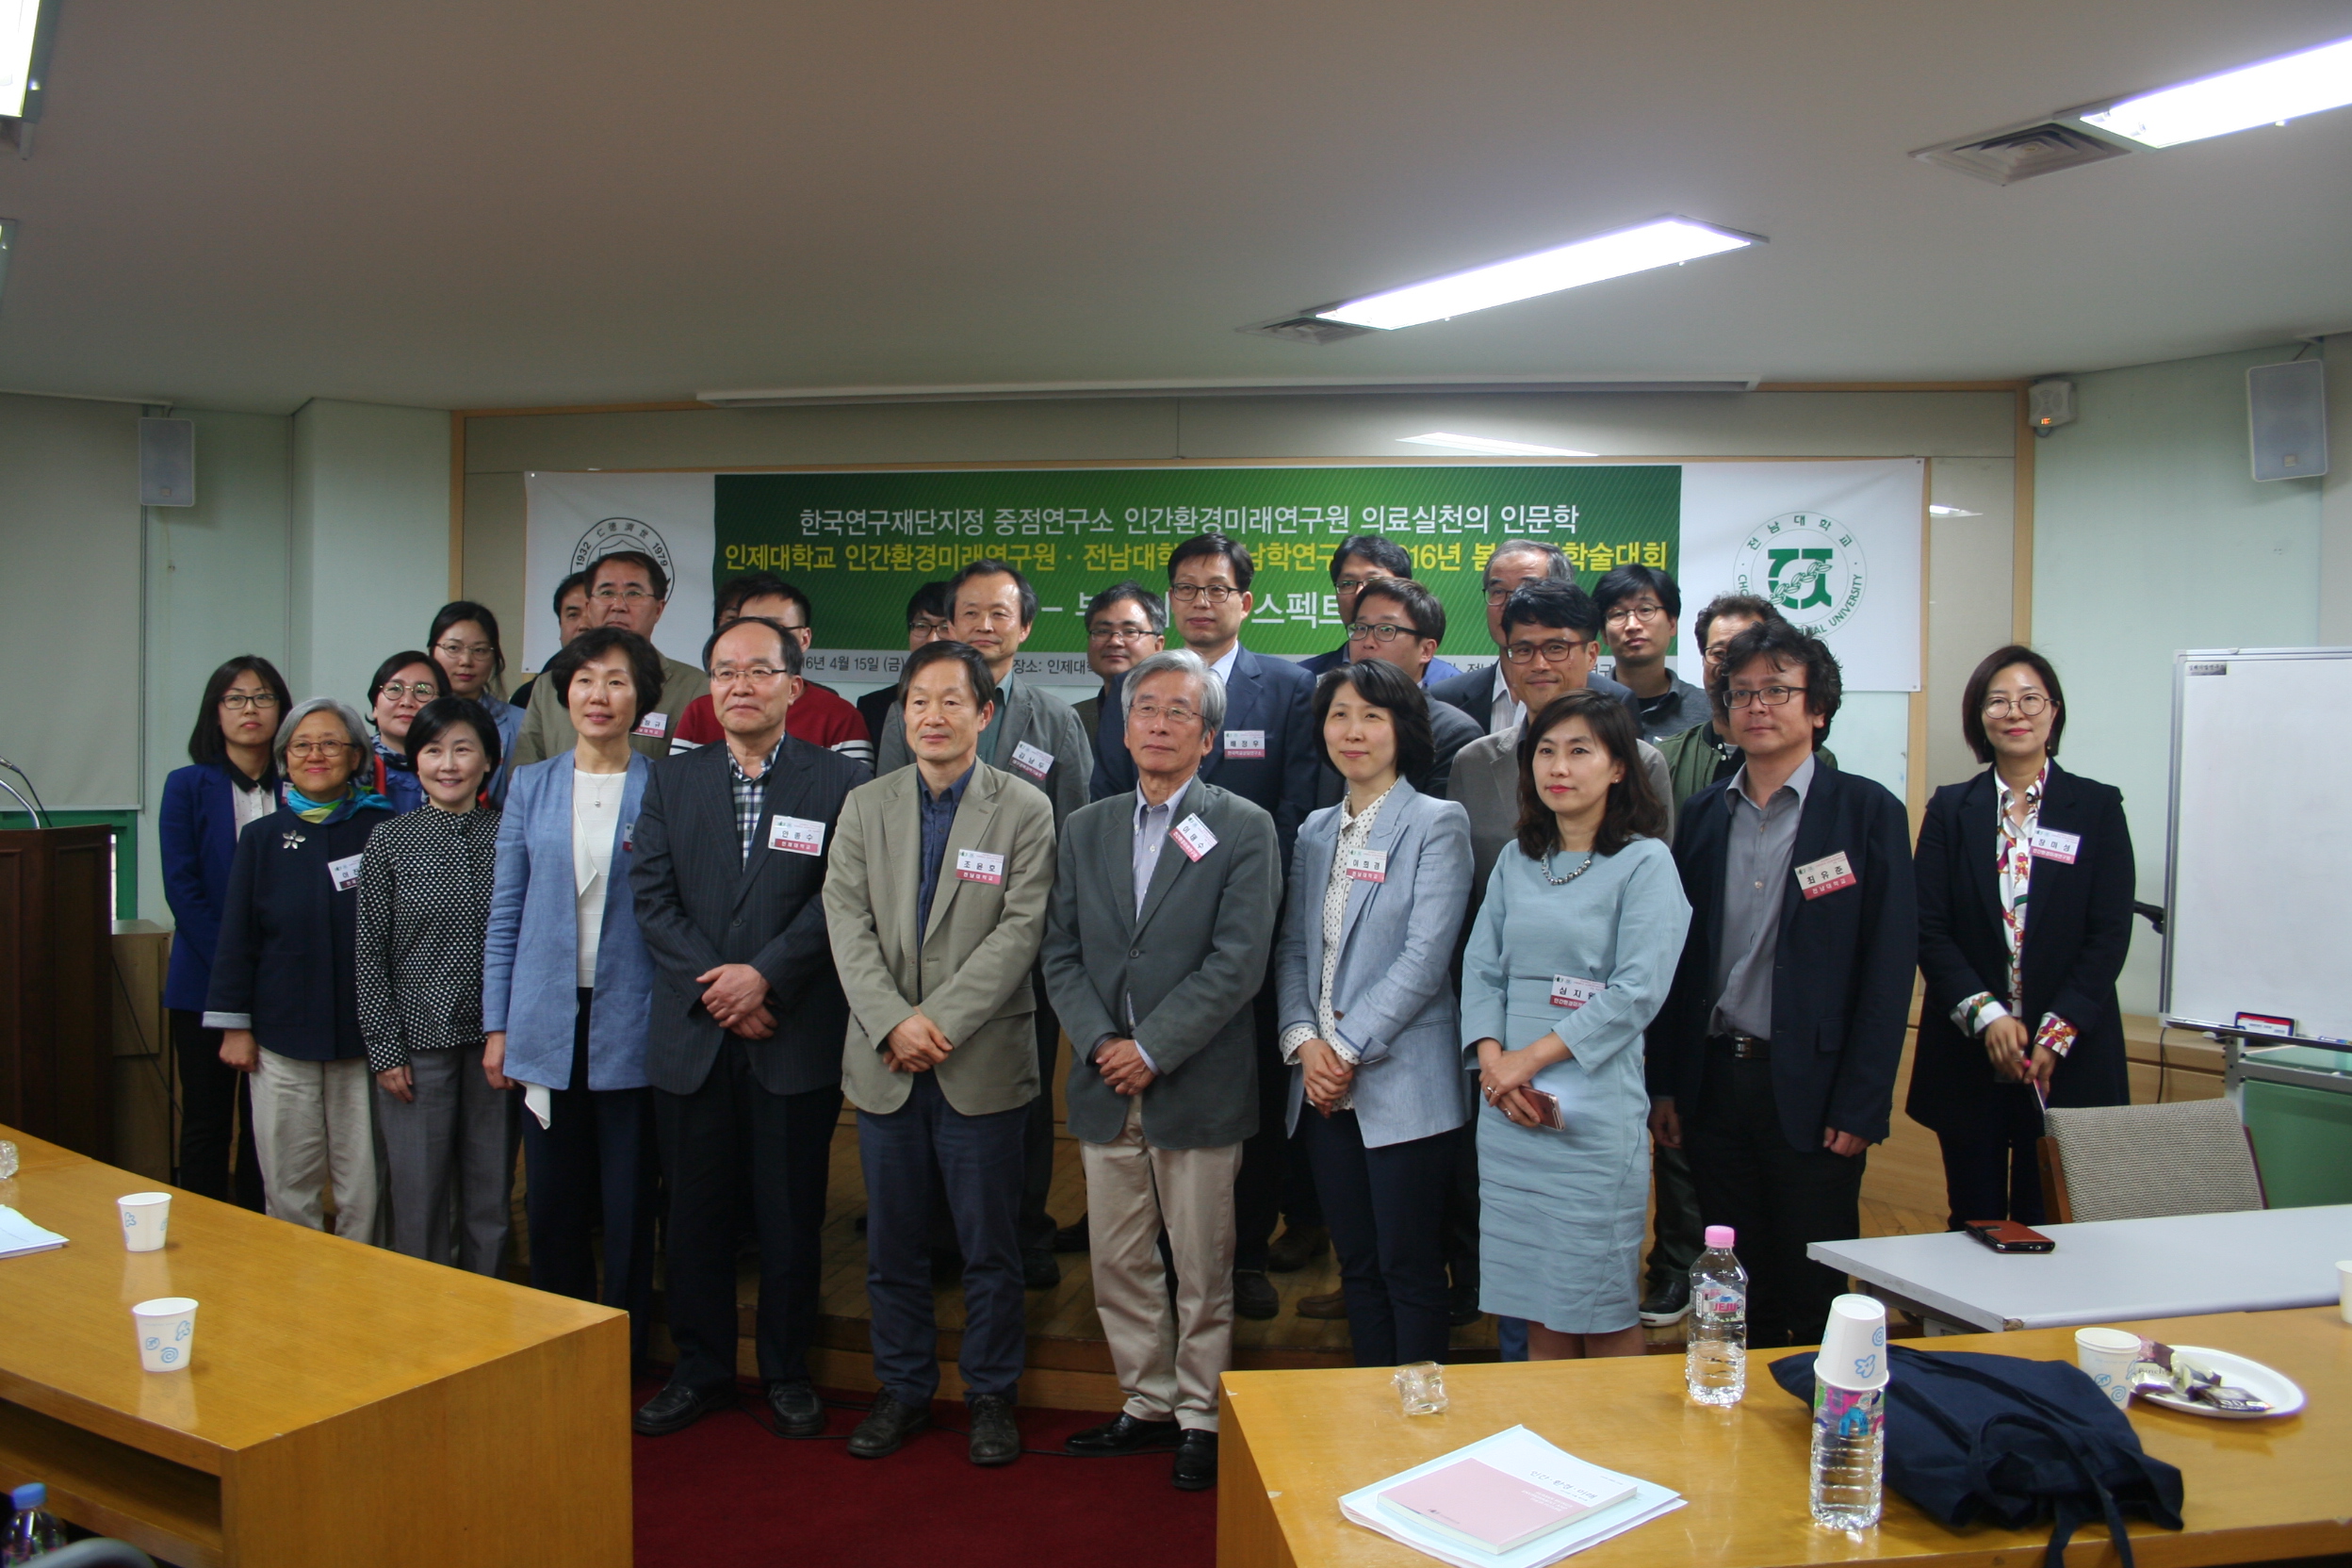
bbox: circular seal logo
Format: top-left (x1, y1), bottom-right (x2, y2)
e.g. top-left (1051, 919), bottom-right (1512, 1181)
top-left (1733, 512), bottom-right (1866, 635)
top-left (569, 515), bottom-right (675, 584)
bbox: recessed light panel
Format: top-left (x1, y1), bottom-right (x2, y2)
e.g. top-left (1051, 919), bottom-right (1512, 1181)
top-left (2079, 34), bottom-right (2352, 148)
top-left (1318, 218), bottom-right (1760, 332)
top-left (1398, 432), bottom-right (1596, 457)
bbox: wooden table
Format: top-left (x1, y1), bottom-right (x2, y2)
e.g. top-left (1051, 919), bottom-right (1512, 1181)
top-left (0, 1125), bottom-right (630, 1568)
top-left (1219, 1308), bottom-right (2352, 1568)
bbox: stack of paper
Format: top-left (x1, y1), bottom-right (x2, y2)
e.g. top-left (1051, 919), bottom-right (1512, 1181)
top-left (1341, 1425), bottom-right (1683, 1568)
top-left (0, 1205), bottom-right (67, 1259)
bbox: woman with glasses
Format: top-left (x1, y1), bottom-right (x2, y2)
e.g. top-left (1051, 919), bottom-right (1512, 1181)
top-left (365, 652), bottom-right (452, 813)
top-left (204, 698), bottom-right (395, 1239)
top-left (482, 627), bottom-right (665, 1348)
top-left (1910, 646), bottom-right (2134, 1228)
top-left (356, 696), bottom-right (514, 1272)
top-left (428, 601), bottom-right (523, 805)
top-left (160, 656), bottom-right (291, 1209)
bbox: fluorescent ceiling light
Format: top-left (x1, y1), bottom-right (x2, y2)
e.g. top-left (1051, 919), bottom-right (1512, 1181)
top-left (1398, 432), bottom-right (1595, 457)
top-left (1317, 218), bottom-right (1760, 332)
top-left (0, 0), bottom-right (53, 121)
top-left (2078, 34), bottom-right (2352, 148)
top-left (1927, 504), bottom-right (1983, 516)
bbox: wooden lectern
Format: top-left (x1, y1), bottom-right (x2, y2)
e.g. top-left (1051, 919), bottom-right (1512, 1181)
top-left (0, 825), bottom-right (115, 1160)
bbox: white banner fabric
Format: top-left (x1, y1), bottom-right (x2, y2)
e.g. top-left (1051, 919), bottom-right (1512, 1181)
top-left (521, 472), bottom-right (714, 673)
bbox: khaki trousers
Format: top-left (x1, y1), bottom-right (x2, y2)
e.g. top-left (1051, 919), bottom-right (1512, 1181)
top-left (250, 1047), bottom-right (381, 1243)
top-left (1082, 1099), bottom-right (1243, 1431)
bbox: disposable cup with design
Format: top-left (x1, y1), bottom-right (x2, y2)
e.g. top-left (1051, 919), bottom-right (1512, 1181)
top-left (2074, 1326), bottom-right (2139, 1408)
top-left (132, 1297), bottom-right (199, 1373)
top-left (1817, 1293), bottom-right (1890, 1389)
top-left (118, 1191), bottom-right (172, 1252)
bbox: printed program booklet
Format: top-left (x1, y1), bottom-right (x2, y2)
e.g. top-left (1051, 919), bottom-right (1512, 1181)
top-left (1341, 1426), bottom-right (1682, 1568)
top-left (0, 1205), bottom-right (67, 1259)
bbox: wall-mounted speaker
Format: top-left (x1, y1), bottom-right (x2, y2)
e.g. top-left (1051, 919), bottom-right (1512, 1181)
top-left (2247, 358), bottom-right (2328, 482)
top-left (139, 416), bottom-right (195, 507)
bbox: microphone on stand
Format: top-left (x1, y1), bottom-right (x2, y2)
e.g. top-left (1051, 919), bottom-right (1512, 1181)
top-left (0, 756), bottom-right (51, 827)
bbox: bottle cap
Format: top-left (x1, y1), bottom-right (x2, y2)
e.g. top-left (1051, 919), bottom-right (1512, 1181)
top-left (10, 1482), bottom-right (43, 1509)
top-left (1704, 1225), bottom-right (1735, 1250)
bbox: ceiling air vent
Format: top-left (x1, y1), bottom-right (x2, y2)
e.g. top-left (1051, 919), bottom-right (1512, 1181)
top-left (1911, 121), bottom-right (2135, 186)
top-left (1238, 312), bottom-right (1378, 346)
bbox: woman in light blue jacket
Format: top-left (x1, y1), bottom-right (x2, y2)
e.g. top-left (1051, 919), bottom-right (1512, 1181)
top-left (1279, 659), bottom-right (1473, 1367)
top-left (1462, 689), bottom-right (1689, 1362)
top-left (482, 626), bottom-right (664, 1351)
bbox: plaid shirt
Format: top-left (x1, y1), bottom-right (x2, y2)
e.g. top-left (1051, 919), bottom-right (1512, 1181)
top-left (727, 737), bottom-right (788, 864)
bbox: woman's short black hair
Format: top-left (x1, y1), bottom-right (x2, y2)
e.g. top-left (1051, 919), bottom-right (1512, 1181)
top-left (429, 601), bottom-right (507, 682)
top-left (367, 650), bottom-right (451, 727)
top-left (1313, 660), bottom-right (1435, 786)
top-left (1707, 621), bottom-right (1840, 749)
top-left (545, 627), bottom-right (666, 724)
top-left (188, 655), bottom-right (293, 771)
top-left (403, 695), bottom-right (504, 771)
top-left (1514, 690), bottom-right (1665, 860)
top-left (1167, 531), bottom-right (1254, 591)
top-left (895, 639), bottom-right (999, 710)
top-left (1961, 644), bottom-right (2066, 764)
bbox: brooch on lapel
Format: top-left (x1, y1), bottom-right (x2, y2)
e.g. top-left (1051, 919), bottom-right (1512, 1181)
top-left (279, 827), bottom-right (306, 850)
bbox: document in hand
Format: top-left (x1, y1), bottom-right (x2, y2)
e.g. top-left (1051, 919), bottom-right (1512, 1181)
top-left (1341, 1425), bottom-right (1683, 1568)
top-left (0, 1205), bottom-right (67, 1259)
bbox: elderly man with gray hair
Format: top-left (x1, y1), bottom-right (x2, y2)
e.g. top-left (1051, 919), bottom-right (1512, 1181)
top-left (1041, 647), bottom-right (1282, 1493)
top-left (204, 696), bottom-right (395, 1239)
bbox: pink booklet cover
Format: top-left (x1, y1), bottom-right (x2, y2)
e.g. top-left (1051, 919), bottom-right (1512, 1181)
top-left (1379, 1455), bottom-right (1611, 1554)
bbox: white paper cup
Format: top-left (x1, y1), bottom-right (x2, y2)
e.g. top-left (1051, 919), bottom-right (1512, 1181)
top-left (2335, 1260), bottom-right (2351, 1325)
top-left (2074, 1326), bottom-right (2139, 1408)
top-left (118, 1191), bottom-right (172, 1252)
top-left (1818, 1293), bottom-right (1890, 1389)
top-left (132, 1297), bottom-right (198, 1373)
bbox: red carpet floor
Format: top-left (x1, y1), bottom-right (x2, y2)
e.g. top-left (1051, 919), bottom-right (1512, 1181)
top-left (631, 1380), bottom-right (1217, 1568)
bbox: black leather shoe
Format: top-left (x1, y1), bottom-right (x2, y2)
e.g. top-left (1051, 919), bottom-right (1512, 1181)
top-left (1639, 1274), bottom-right (1691, 1327)
top-left (1022, 1250), bottom-right (1061, 1289)
top-left (967, 1394), bottom-right (1021, 1466)
top-left (1172, 1429), bottom-right (1218, 1491)
top-left (1266, 1223), bottom-right (1330, 1272)
top-left (631, 1379), bottom-right (737, 1436)
top-left (766, 1380), bottom-right (826, 1437)
top-left (846, 1390), bottom-right (932, 1458)
top-left (1064, 1412), bottom-right (1184, 1455)
top-left (1233, 1269), bottom-right (1279, 1321)
top-left (1054, 1215), bottom-right (1090, 1252)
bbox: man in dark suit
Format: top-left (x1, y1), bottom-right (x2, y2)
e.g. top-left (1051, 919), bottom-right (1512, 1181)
top-left (855, 580), bottom-right (956, 746)
top-left (629, 614), bottom-right (871, 1436)
top-left (1648, 623), bottom-right (1917, 1348)
top-left (1308, 575), bottom-right (1483, 808)
top-left (1297, 534), bottom-right (1463, 684)
top-left (1089, 532), bottom-right (1318, 1319)
top-left (1425, 539), bottom-right (1639, 734)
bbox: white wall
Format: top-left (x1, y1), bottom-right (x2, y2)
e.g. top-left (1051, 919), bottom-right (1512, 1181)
top-left (2034, 343), bottom-right (2329, 1015)
top-left (290, 400), bottom-right (452, 704)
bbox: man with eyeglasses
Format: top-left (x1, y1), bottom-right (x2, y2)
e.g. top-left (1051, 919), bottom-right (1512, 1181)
top-left (1655, 596), bottom-right (1842, 812)
top-left (1649, 622), bottom-right (1916, 1350)
top-left (512, 551), bottom-right (710, 767)
top-left (858, 581), bottom-right (956, 748)
top-left (1298, 536), bottom-right (1464, 684)
top-left (1076, 581), bottom-right (1167, 739)
top-left (671, 572), bottom-right (875, 768)
top-left (1426, 540), bottom-right (1638, 737)
top-left (507, 572), bottom-right (592, 715)
top-left (1306, 577), bottom-right (1481, 804)
top-left (1592, 565), bottom-right (1711, 742)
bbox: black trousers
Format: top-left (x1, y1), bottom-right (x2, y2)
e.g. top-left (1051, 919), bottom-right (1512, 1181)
top-left (1684, 1050), bottom-right (1866, 1348)
top-left (1017, 964), bottom-right (1063, 1255)
top-left (1301, 1110), bottom-right (1455, 1367)
top-left (520, 994), bottom-right (658, 1352)
top-left (656, 1034), bottom-right (841, 1393)
top-left (1936, 1130), bottom-right (2046, 1230)
top-left (169, 1009), bottom-right (266, 1210)
top-left (1643, 1142), bottom-right (1706, 1285)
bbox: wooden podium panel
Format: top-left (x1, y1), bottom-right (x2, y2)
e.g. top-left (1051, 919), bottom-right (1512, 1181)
top-left (0, 1126), bottom-right (630, 1568)
top-left (0, 826), bottom-right (115, 1160)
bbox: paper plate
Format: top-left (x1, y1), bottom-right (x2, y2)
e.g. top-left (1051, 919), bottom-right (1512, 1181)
top-left (2137, 1346), bottom-right (2305, 1420)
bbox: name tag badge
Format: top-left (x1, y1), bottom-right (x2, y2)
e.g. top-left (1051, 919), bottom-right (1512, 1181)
top-left (2029, 826), bottom-right (2081, 864)
top-left (1550, 974), bottom-right (1604, 1009)
top-left (955, 847), bottom-right (1006, 885)
top-left (667, 737), bottom-right (701, 756)
top-left (1795, 850), bottom-right (1857, 899)
top-left (1222, 728), bottom-right (1266, 759)
top-left (1009, 741), bottom-right (1054, 781)
top-left (621, 822), bottom-right (634, 854)
top-left (630, 710), bottom-right (668, 739)
top-left (767, 814), bottom-right (826, 856)
top-left (1170, 813), bottom-right (1219, 862)
top-left (327, 853), bottom-right (365, 892)
top-left (1341, 847), bottom-right (1388, 883)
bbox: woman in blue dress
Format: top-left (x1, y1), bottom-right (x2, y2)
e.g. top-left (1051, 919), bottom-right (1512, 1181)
top-left (1462, 689), bottom-right (1690, 1360)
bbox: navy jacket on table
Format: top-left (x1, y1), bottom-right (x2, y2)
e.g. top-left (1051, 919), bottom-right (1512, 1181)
top-left (1908, 762), bottom-right (2135, 1139)
top-left (1089, 646), bottom-right (1319, 864)
top-left (202, 799), bottom-right (394, 1060)
top-left (159, 761), bottom-right (270, 1013)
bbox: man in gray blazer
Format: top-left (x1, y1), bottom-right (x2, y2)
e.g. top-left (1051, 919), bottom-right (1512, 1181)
top-left (1040, 648), bottom-right (1282, 1493)
top-left (877, 558), bottom-right (1093, 1288)
top-left (826, 641), bottom-right (1057, 1466)
top-left (628, 615), bottom-right (870, 1439)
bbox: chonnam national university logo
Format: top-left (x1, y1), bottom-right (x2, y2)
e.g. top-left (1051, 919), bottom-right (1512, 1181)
top-left (1733, 512), bottom-right (1866, 635)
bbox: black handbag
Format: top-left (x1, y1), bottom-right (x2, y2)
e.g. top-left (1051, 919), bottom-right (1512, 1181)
top-left (1771, 1344), bottom-right (2184, 1568)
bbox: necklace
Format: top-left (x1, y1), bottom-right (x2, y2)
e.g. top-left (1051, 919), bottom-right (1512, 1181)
top-left (1541, 849), bottom-right (1596, 886)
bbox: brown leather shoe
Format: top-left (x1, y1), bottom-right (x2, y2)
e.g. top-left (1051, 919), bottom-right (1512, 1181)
top-left (1266, 1224), bottom-right (1330, 1272)
top-left (1295, 1288), bottom-right (1348, 1320)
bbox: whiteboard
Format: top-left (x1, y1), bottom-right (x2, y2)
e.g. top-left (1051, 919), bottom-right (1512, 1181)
top-left (2162, 647), bottom-right (2352, 1046)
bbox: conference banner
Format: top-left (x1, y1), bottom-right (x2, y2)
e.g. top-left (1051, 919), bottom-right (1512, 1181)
top-left (523, 460), bottom-right (1921, 691)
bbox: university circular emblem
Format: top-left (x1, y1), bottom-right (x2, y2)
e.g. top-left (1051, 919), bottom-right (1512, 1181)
top-left (1733, 512), bottom-right (1866, 635)
top-left (570, 515), bottom-right (676, 583)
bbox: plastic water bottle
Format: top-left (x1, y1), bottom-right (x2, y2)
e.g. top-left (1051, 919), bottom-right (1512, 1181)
top-left (5, 1482), bottom-right (65, 1561)
top-left (1684, 1224), bottom-right (1747, 1405)
top-left (1808, 1380), bottom-right (1886, 1528)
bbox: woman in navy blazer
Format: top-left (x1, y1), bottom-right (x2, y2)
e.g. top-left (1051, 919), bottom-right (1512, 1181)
top-left (159, 655), bottom-right (289, 1208)
top-left (1909, 646), bottom-right (2135, 1228)
top-left (482, 627), bottom-right (663, 1347)
top-left (1278, 661), bottom-right (1473, 1368)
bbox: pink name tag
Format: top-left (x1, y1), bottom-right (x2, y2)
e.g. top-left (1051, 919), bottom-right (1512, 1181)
top-left (1550, 974), bottom-right (1603, 1009)
top-left (1222, 728), bottom-right (1266, 759)
top-left (1010, 742), bottom-right (1054, 781)
top-left (955, 848), bottom-right (1005, 885)
top-left (1341, 848), bottom-right (1387, 883)
top-left (1170, 813), bottom-right (1218, 862)
top-left (2028, 827), bottom-right (2080, 864)
top-left (630, 710), bottom-right (668, 739)
top-left (1795, 851), bottom-right (1856, 899)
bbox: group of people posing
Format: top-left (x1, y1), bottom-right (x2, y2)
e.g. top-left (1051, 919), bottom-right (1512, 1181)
top-left (158, 530), bottom-right (2135, 1494)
